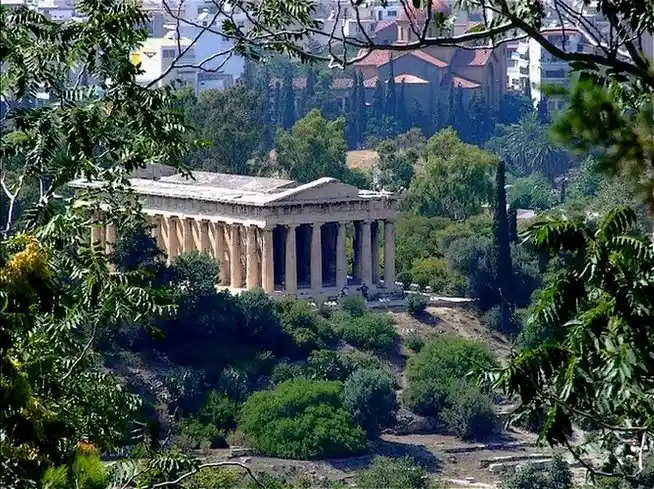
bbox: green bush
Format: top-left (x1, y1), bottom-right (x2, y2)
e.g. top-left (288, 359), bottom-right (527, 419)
top-left (404, 336), bottom-right (497, 418)
top-left (341, 295), bottom-right (368, 317)
top-left (404, 332), bottom-right (425, 352)
top-left (440, 381), bottom-right (497, 440)
top-left (336, 313), bottom-right (397, 352)
top-left (410, 257), bottom-right (466, 295)
top-left (271, 362), bottom-right (307, 384)
top-left (396, 270), bottom-right (413, 288)
top-left (406, 294), bottom-right (428, 316)
top-left (500, 455), bottom-right (573, 489)
top-left (238, 380), bottom-right (367, 459)
top-left (279, 300), bottom-right (336, 355)
top-left (343, 350), bottom-right (389, 374)
top-left (342, 368), bottom-right (398, 438)
top-left (355, 456), bottom-right (435, 489)
top-left (178, 419), bottom-right (221, 449)
top-left (306, 349), bottom-right (354, 381)
top-left (196, 391), bottom-right (239, 433)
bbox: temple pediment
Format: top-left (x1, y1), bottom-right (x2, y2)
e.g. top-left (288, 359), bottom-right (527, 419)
top-left (267, 178), bottom-right (360, 204)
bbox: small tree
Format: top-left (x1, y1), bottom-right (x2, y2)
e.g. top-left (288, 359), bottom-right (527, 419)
top-left (406, 294), bottom-right (428, 316)
top-left (356, 456), bottom-right (434, 489)
top-left (342, 368), bottom-right (398, 438)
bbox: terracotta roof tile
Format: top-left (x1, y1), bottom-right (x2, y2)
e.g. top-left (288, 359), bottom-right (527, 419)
top-left (355, 49), bottom-right (393, 67)
top-left (441, 72), bottom-right (481, 89)
top-left (411, 49), bottom-right (449, 68)
top-left (395, 73), bottom-right (429, 84)
top-left (355, 48), bottom-right (448, 68)
top-left (331, 78), bottom-right (354, 89)
top-left (451, 48), bottom-right (493, 67)
top-left (374, 20), bottom-right (395, 33)
top-left (363, 76), bottom-right (379, 88)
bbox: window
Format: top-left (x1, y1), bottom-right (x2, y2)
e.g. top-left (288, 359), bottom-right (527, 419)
top-left (387, 10), bottom-right (396, 17)
top-left (544, 69), bottom-right (567, 78)
top-left (162, 48), bottom-right (176, 59)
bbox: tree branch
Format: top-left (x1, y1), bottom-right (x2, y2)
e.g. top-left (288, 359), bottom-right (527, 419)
top-left (149, 461), bottom-right (264, 489)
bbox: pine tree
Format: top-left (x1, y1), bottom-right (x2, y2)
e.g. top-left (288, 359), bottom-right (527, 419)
top-left (385, 56), bottom-right (396, 120)
top-left (272, 80), bottom-right (281, 127)
top-left (397, 81), bottom-right (407, 131)
top-left (281, 72), bottom-right (296, 129)
top-left (492, 160), bottom-right (515, 335)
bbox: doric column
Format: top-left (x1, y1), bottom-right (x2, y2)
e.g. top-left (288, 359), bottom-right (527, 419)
top-left (384, 220), bottom-right (396, 288)
top-left (182, 217), bottom-right (194, 253)
top-left (336, 221), bottom-right (347, 289)
top-left (261, 227), bottom-right (274, 293)
top-left (230, 224), bottom-right (242, 288)
top-left (285, 224), bottom-right (297, 293)
top-left (91, 225), bottom-right (101, 247)
top-left (213, 222), bottom-right (229, 284)
top-left (150, 216), bottom-right (164, 250)
top-left (166, 216), bottom-right (179, 262)
top-left (105, 223), bottom-right (116, 255)
top-left (310, 223), bottom-right (323, 291)
top-left (246, 225), bottom-right (259, 290)
top-left (199, 220), bottom-right (210, 254)
top-left (371, 221), bottom-right (380, 284)
top-left (360, 220), bottom-right (372, 286)
top-left (353, 221), bottom-right (362, 281)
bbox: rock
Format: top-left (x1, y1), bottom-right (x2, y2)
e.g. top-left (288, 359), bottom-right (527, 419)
top-left (391, 409), bottom-right (437, 435)
top-left (229, 447), bottom-right (253, 458)
top-left (240, 457), bottom-right (251, 464)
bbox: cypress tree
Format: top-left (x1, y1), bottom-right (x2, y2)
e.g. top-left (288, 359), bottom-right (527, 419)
top-left (507, 206), bottom-right (518, 243)
top-left (281, 72), bottom-right (296, 129)
top-left (357, 71), bottom-right (367, 139)
top-left (372, 78), bottom-right (385, 120)
top-left (447, 84), bottom-right (455, 128)
top-left (452, 86), bottom-right (466, 138)
top-left (524, 81), bottom-right (532, 103)
top-left (241, 60), bottom-right (255, 89)
top-left (272, 80), bottom-right (281, 127)
top-left (259, 69), bottom-right (274, 149)
top-left (397, 81), bottom-right (407, 131)
top-left (537, 95), bottom-right (550, 123)
top-left (300, 67), bottom-right (316, 116)
top-left (385, 56), bottom-right (396, 119)
top-left (492, 160), bottom-right (515, 335)
top-left (345, 71), bottom-right (359, 148)
top-left (411, 98), bottom-right (427, 134)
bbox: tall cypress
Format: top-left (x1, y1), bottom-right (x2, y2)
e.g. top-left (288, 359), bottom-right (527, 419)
top-left (372, 78), bottom-right (385, 120)
top-left (259, 69), bottom-right (274, 149)
top-left (272, 80), bottom-right (281, 127)
top-left (385, 56), bottom-right (396, 119)
top-left (537, 95), bottom-right (550, 123)
top-left (357, 71), bottom-right (367, 139)
top-left (345, 71), bottom-right (359, 148)
top-left (493, 160), bottom-right (515, 335)
top-left (447, 84), bottom-right (455, 128)
top-left (397, 81), bottom-right (407, 131)
top-left (452, 86), bottom-right (466, 137)
top-left (300, 67), bottom-right (316, 116)
top-left (281, 72), bottom-right (296, 130)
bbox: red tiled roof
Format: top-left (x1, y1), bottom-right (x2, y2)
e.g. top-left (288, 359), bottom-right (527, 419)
top-left (355, 49), bottom-right (393, 67)
top-left (331, 78), bottom-right (354, 89)
top-left (411, 49), bottom-right (449, 68)
top-left (395, 73), bottom-right (429, 84)
top-left (269, 77), bottom-right (307, 89)
top-left (363, 76), bottom-right (379, 88)
top-left (355, 48), bottom-right (448, 68)
top-left (398, 0), bottom-right (450, 24)
top-left (441, 72), bottom-right (481, 89)
top-left (451, 48), bottom-right (493, 67)
top-left (374, 20), bottom-right (395, 33)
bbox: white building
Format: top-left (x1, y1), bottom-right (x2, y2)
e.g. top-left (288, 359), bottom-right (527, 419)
top-left (506, 40), bottom-right (530, 93)
top-left (132, 34), bottom-right (198, 90)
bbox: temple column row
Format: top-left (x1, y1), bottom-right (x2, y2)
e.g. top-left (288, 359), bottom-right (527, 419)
top-left (92, 215), bottom-right (396, 294)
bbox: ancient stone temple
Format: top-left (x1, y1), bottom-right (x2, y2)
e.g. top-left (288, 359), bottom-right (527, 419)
top-left (73, 169), bottom-right (399, 299)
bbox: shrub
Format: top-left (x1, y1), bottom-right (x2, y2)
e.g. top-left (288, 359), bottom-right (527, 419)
top-left (178, 419), bottom-right (221, 449)
top-left (440, 381), bottom-right (497, 440)
top-left (410, 257), bottom-right (465, 295)
top-left (406, 294), bottom-right (428, 316)
top-left (343, 350), bottom-right (388, 374)
top-left (396, 270), bottom-right (413, 288)
top-left (404, 332), bottom-right (425, 352)
top-left (237, 380), bottom-right (367, 459)
top-left (218, 367), bottom-right (251, 403)
top-left (237, 289), bottom-right (285, 351)
top-left (404, 336), bottom-right (497, 417)
top-left (271, 362), bottom-right (307, 384)
top-left (482, 305), bottom-right (523, 336)
top-left (181, 467), bottom-right (239, 489)
top-left (342, 369), bottom-right (398, 438)
top-left (341, 295), bottom-right (368, 317)
top-left (279, 300), bottom-right (336, 355)
top-left (306, 349), bottom-right (354, 381)
top-left (337, 313), bottom-right (396, 352)
top-left (500, 455), bottom-right (573, 489)
top-left (355, 456), bottom-right (434, 489)
top-left (196, 391), bottom-right (239, 433)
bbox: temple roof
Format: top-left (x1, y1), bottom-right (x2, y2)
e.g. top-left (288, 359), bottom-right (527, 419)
top-left (70, 171), bottom-right (394, 207)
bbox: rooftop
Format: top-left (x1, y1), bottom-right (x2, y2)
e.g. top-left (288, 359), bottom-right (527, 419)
top-left (71, 170), bottom-right (394, 207)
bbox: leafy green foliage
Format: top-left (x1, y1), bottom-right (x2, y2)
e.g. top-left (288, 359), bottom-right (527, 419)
top-left (500, 455), bottom-right (572, 489)
top-left (404, 332), bottom-right (425, 353)
top-left (355, 456), bottom-right (436, 489)
top-left (342, 368), bottom-right (398, 438)
top-left (306, 349), bottom-right (354, 382)
top-left (278, 300), bottom-right (336, 355)
top-left (409, 258), bottom-right (467, 295)
top-left (406, 294), bottom-right (428, 316)
top-left (404, 336), bottom-right (497, 438)
top-left (340, 295), bottom-right (368, 318)
top-left (237, 380), bottom-right (367, 459)
top-left (494, 208), bottom-right (654, 477)
top-left (508, 174), bottom-right (559, 211)
top-left (406, 129), bottom-right (495, 220)
top-left (336, 312), bottom-right (397, 353)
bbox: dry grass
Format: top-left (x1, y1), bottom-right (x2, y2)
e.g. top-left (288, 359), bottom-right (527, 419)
top-left (347, 150), bottom-right (379, 170)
